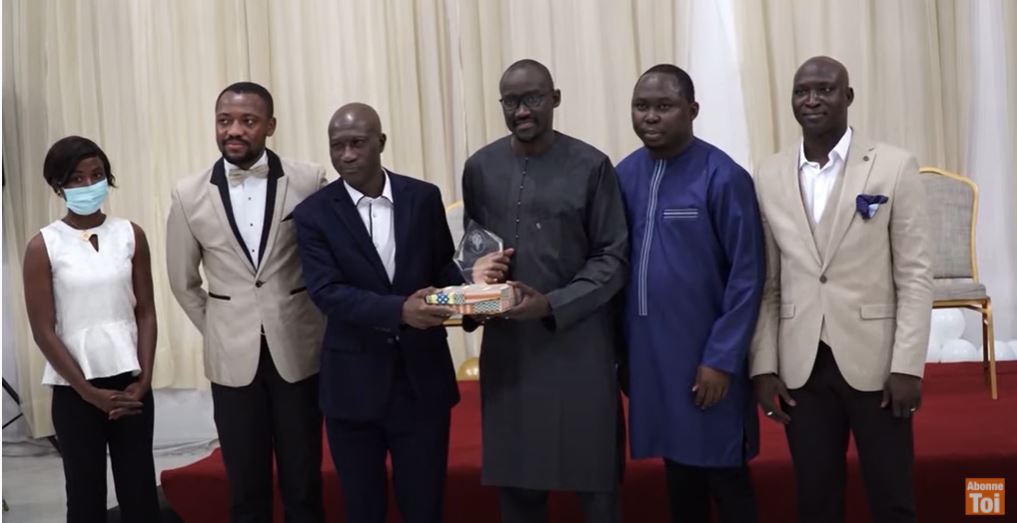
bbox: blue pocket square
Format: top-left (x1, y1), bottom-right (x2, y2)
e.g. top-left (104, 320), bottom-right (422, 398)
top-left (856, 194), bottom-right (889, 220)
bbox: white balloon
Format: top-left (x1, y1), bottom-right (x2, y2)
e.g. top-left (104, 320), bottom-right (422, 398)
top-left (926, 340), bottom-right (944, 364)
top-left (929, 309), bottom-right (966, 342)
top-left (927, 330), bottom-right (946, 356)
top-left (940, 338), bottom-right (980, 362)
top-left (990, 340), bottom-right (1016, 361)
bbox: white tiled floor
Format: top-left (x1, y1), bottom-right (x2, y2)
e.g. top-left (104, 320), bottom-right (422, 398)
top-left (2, 441), bottom-right (216, 523)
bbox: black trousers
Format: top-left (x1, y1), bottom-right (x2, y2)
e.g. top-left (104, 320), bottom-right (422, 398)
top-left (664, 460), bottom-right (757, 523)
top-left (51, 372), bottom-right (159, 523)
top-left (211, 341), bottom-right (323, 523)
top-left (326, 362), bottom-right (451, 523)
top-left (784, 343), bottom-right (916, 523)
top-left (499, 487), bottom-right (622, 523)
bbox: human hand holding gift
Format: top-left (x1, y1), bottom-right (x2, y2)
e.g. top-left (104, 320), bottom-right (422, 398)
top-left (472, 248), bottom-right (514, 284)
top-left (403, 287), bottom-right (454, 329)
top-left (502, 280), bottom-right (550, 320)
top-left (464, 245), bottom-right (549, 321)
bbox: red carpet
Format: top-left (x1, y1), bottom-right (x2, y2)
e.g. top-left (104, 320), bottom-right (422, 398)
top-left (161, 362), bottom-right (1017, 522)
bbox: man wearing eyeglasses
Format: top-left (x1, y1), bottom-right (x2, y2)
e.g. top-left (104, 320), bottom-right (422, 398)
top-left (461, 59), bottom-right (629, 523)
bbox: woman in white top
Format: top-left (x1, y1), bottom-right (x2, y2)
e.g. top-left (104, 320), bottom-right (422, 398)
top-left (23, 136), bottom-right (160, 522)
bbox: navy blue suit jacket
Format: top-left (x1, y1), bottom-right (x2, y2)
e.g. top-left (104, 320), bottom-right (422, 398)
top-left (293, 171), bottom-right (461, 421)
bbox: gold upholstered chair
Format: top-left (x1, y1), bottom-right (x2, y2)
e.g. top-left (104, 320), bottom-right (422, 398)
top-left (918, 167), bottom-right (997, 399)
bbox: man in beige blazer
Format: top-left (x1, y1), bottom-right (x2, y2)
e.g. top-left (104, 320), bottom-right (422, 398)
top-left (167, 82), bottom-right (327, 523)
top-left (750, 57), bottom-right (932, 523)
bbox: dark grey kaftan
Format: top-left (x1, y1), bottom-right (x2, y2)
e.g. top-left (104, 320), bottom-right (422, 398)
top-left (462, 132), bottom-right (629, 491)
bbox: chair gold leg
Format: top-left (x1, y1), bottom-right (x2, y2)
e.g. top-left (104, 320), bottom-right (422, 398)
top-left (982, 310), bottom-right (990, 373)
top-left (985, 299), bottom-right (998, 400)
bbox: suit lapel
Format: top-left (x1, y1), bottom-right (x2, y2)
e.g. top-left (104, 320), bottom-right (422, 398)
top-left (821, 138), bottom-right (877, 273)
top-left (812, 166), bottom-right (846, 261)
top-left (208, 160), bottom-right (257, 273)
top-left (780, 148), bottom-right (822, 266)
top-left (391, 172), bottom-right (413, 291)
top-left (255, 151), bottom-right (285, 278)
top-left (331, 182), bottom-right (391, 286)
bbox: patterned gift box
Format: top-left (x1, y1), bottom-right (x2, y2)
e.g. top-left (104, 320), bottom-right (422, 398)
top-left (425, 284), bottom-right (516, 315)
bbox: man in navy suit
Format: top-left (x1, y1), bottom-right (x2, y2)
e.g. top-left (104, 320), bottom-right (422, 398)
top-left (293, 103), bottom-right (462, 523)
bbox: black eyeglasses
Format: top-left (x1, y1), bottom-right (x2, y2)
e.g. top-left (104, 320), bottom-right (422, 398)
top-left (499, 92), bottom-right (549, 112)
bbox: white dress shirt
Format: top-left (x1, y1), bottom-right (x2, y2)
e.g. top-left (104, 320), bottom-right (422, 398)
top-left (225, 152), bottom-right (269, 265)
top-left (344, 171), bottom-right (396, 282)
top-left (798, 127), bottom-right (853, 223)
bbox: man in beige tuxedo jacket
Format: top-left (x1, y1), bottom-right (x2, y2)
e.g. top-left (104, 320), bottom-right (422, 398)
top-left (750, 57), bottom-right (932, 523)
top-left (167, 82), bottom-right (327, 523)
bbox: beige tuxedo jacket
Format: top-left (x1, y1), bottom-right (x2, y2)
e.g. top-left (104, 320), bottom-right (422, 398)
top-left (167, 151), bottom-right (327, 387)
top-left (750, 135), bottom-right (933, 391)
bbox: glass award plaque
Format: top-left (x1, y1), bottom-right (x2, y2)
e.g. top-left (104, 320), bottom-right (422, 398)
top-left (454, 220), bottom-right (504, 284)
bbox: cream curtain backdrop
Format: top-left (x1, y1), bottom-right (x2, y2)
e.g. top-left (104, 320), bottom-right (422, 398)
top-left (3, 0), bottom-right (1015, 440)
top-left (966, 0), bottom-right (1017, 350)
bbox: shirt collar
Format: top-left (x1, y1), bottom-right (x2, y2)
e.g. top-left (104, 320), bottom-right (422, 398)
top-left (798, 126), bottom-right (853, 170)
top-left (344, 169), bottom-right (394, 205)
top-left (223, 150), bottom-right (269, 173)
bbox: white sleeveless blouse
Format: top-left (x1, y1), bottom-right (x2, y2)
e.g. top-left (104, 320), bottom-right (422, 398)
top-left (39, 217), bottom-right (141, 386)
